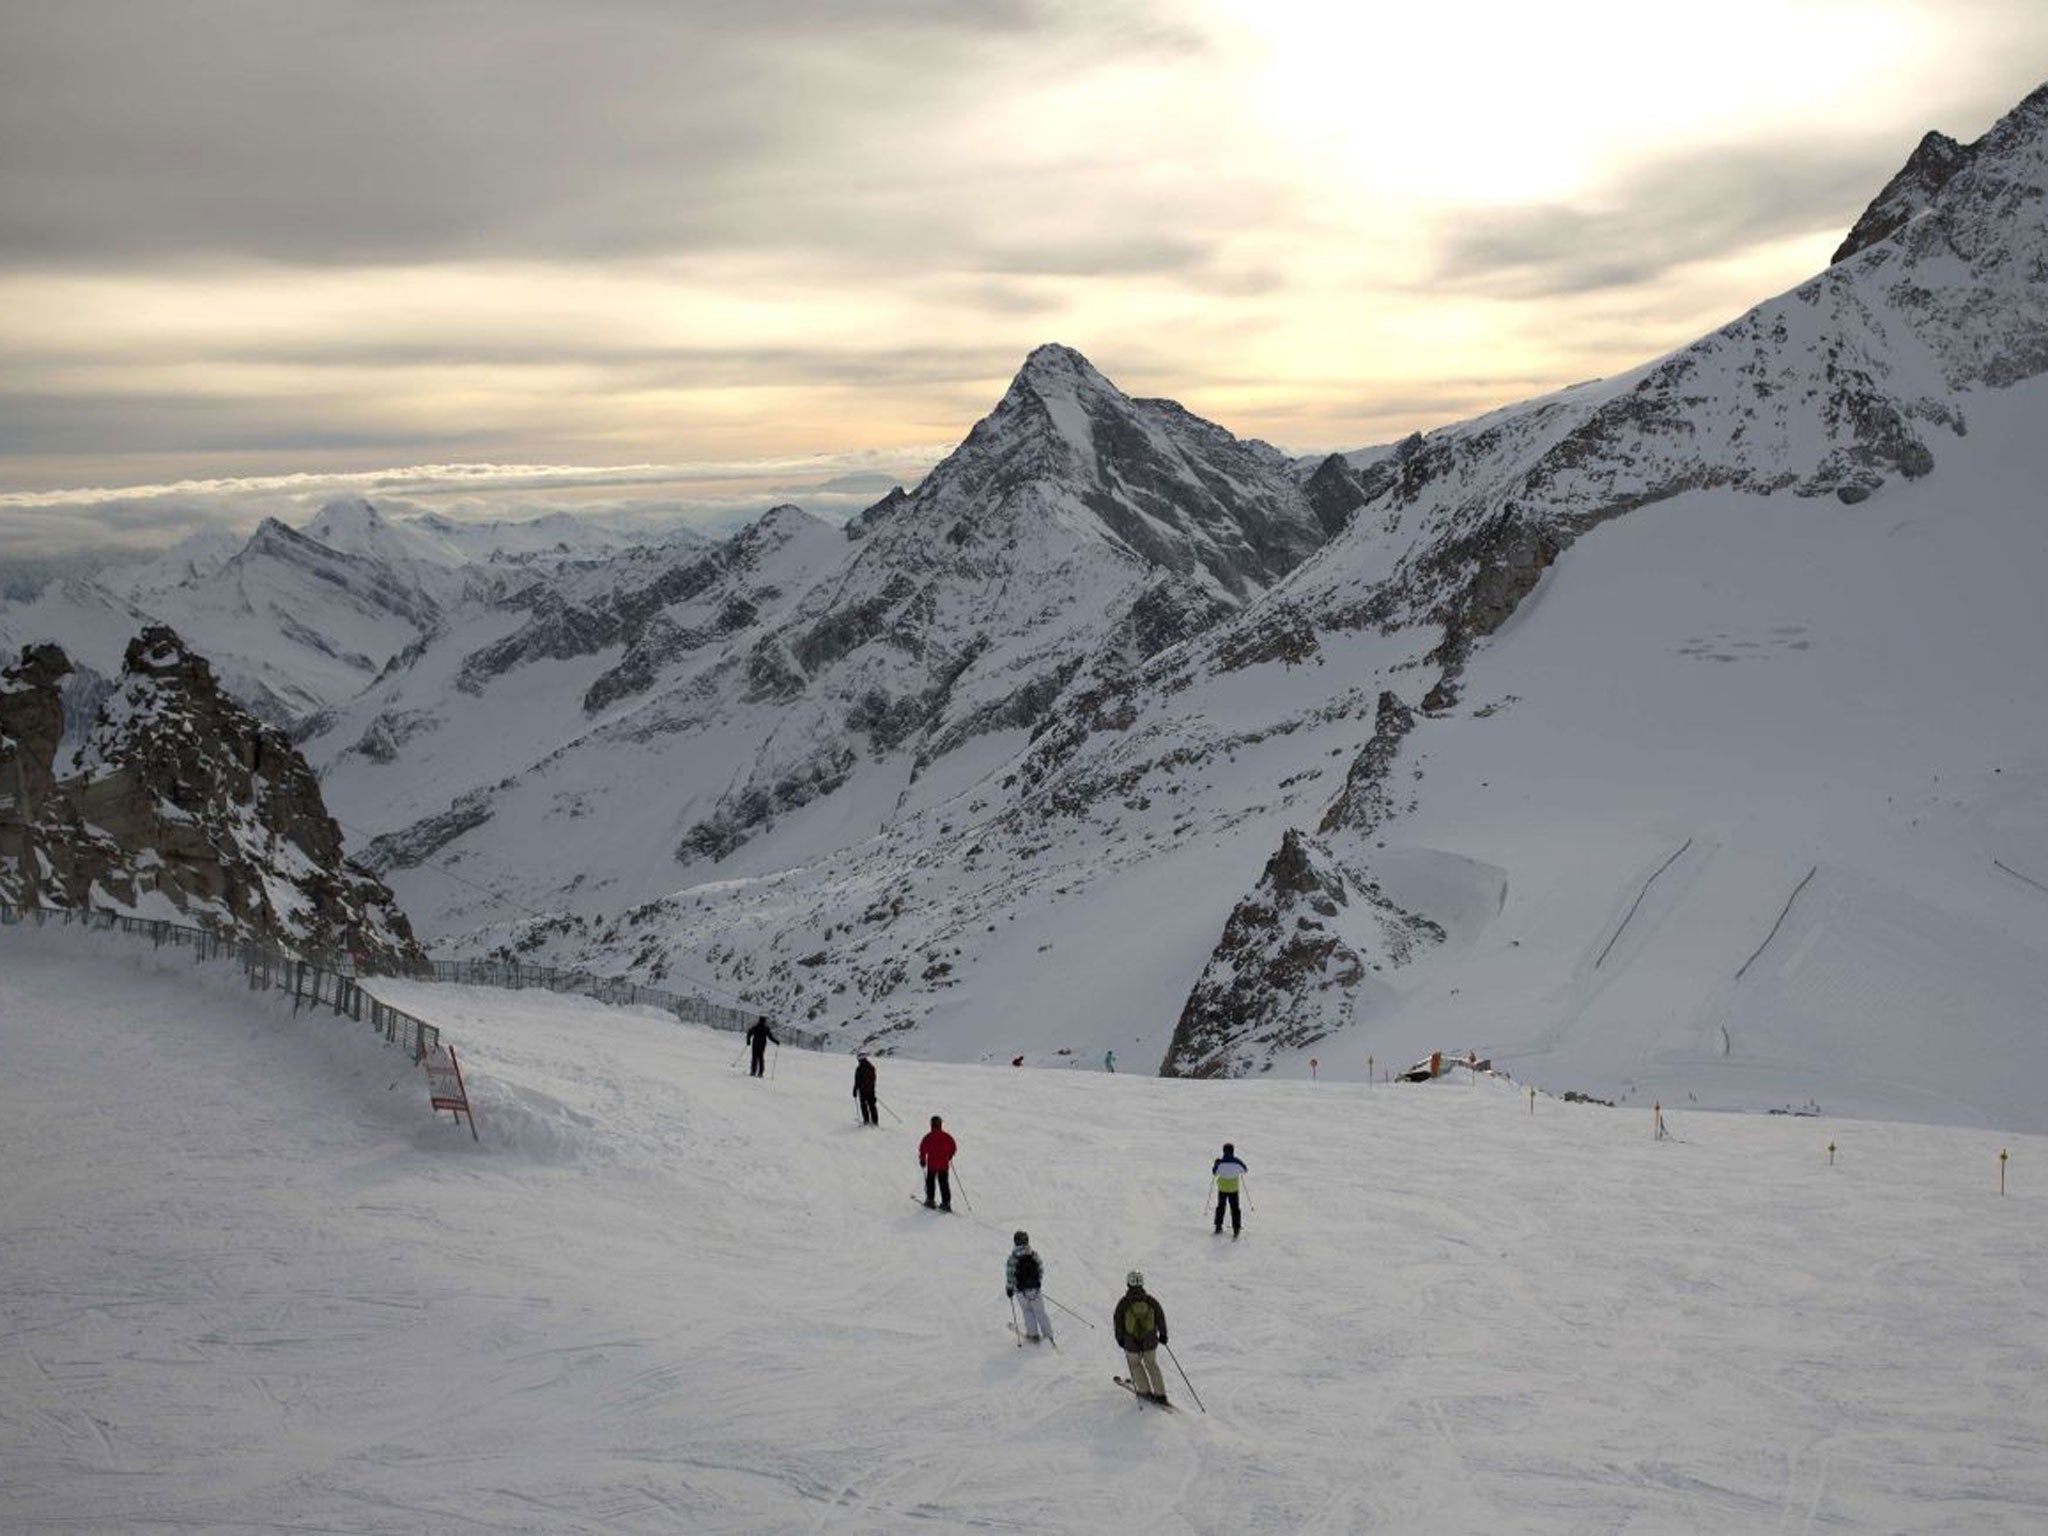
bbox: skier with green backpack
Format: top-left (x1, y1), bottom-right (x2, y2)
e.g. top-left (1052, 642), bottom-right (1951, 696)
top-left (1112, 1271), bottom-right (1170, 1405)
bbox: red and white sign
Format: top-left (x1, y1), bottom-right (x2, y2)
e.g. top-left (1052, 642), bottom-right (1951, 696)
top-left (424, 1044), bottom-right (478, 1140)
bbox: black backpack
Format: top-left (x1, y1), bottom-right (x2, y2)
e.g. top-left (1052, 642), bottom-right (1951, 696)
top-left (1013, 1250), bottom-right (1042, 1291)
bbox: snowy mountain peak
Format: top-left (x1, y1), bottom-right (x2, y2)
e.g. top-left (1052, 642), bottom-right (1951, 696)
top-left (983, 342), bottom-right (1123, 467)
top-left (1009, 341), bottom-right (1118, 408)
top-left (306, 494), bottom-right (389, 539)
top-left (304, 495), bottom-right (461, 570)
top-left (899, 343), bottom-right (1333, 600)
top-left (1832, 78), bottom-right (2048, 267)
top-left (1832, 129), bottom-right (1970, 264)
top-left (740, 502), bottom-right (830, 548)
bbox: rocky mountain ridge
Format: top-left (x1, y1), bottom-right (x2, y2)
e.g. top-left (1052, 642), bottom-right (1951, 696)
top-left (482, 78), bottom-right (2048, 1104)
top-left (0, 627), bottom-right (422, 966)
top-left (0, 496), bottom-right (707, 733)
top-left (310, 343), bottom-right (1361, 929)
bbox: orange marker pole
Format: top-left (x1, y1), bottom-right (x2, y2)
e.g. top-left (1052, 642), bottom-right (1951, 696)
top-left (2000, 1148), bottom-right (2008, 1196)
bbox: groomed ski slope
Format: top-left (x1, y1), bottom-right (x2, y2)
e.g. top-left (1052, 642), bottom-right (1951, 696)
top-left (4, 925), bottom-right (2045, 1534)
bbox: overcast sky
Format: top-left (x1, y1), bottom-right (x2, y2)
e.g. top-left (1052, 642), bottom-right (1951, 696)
top-left (2, 0), bottom-right (2045, 554)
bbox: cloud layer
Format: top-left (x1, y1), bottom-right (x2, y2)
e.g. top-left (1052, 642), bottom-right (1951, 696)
top-left (4, 0), bottom-right (2047, 551)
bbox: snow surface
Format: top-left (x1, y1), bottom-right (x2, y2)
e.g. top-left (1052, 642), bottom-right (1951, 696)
top-left (5, 923), bottom-right (2045, 1534)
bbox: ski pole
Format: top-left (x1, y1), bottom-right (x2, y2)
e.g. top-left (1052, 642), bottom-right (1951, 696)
top-left (878, 1099), bottom-right (904, 1125)
top-left (770, 1042), bottom-right (779, 1080)
top-left (952, 1169), bottom-right (975, 1214)
top-left (1242, 1175), bottom-right (1254, 1213)
top-left (728, 1044), bottom-right (745, 1071)
top-left (1042, 1294), bottom-right (1098, 1329)
top-left (1008, 1293), bottom-right (1021, 1348)
top-left (1163, 1342), bottom-right (1206, 1414)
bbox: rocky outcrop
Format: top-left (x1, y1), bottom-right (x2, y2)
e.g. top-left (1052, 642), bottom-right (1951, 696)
top-left (1302, 453), bottom-right (1371, 537)
top-left (1161, 828), bottom-right (1442, 1078)
top-left (0, 629), bottom-right (423, 967)
top-left (1832, 130), bottom-right (1971, 265)
top-left (1318, 691), bottom-right (1418, 835)
top-left (0, 643), bottom-right (74, 894)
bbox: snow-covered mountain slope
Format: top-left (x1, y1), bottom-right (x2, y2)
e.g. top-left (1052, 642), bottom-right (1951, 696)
top-left (305, 506), bottom-right (857, 912)
top-left (0, 498), bottom-right (706, 732)
top-left (101, 525), bottom-right (247, 601)
top-left (300, 494), bottom-right (467, 571)
top-left (133, 516), bottom-right (446, 721)
top-left (403, 506), bottom-right (707, 563)
top-left (0, 574), bottom-right (156, 680)
top-left (482, 81), bottom-right (2048, 1132)
top-left (4, 926), bottom-right (2044, 1534)
top-left (318, 346), bottom-right (1355, 933)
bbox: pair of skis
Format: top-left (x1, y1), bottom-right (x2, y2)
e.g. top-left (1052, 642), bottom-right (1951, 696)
top-left (1006, 1322), bottom-right (1058, 1350)
top-left (1113, 1377), bottom-right (1176, 1411)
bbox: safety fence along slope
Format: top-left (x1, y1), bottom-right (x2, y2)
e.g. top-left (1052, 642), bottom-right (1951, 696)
top-left (422, 955), bottom-right (830, 1051)
top-left (0, 902), bottom-right (476, 1139)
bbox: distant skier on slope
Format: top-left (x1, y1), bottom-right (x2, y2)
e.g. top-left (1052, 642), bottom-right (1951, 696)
top-left (853, 1054), bottom-right (879, 1125)
top-left (918, 1115), bottom-right (957, 1210)
top-left (746, 1016), bottom-right (778, 1078)
top-left (1212, 1143), bottom-right (1247, 1237)
top-left (1113, 1271), bottom-right (1169, 1405)
top-left (1103, 1048), bottom-right (1117, 1073)
top-left (1006, 1231), bottom-right (1053, 1344)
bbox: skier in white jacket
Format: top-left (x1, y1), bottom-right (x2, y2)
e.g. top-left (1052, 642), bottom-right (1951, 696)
top-left (1005, 1232), bottom-right (1053, 1344)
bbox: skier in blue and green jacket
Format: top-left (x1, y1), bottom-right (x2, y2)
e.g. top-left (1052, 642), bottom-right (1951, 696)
top-left (1212, 1143), bottom-right (1247, 1236)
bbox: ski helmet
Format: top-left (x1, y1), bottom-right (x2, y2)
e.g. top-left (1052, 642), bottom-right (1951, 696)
top-left (1013, 1231), bottom-right (1029, 1246)
top-left (1126, 1270), bottom-right (1145, 1288)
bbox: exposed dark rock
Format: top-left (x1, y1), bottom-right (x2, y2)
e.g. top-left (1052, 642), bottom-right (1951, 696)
top-left (1162, 827), bottom-right (1442, 1078)
top-left (1318, 691), bottom-right (1417, 836)
top-left (742, 639), bottom-right (808, 704)
top-left (1, 630), bottom-right (423, 967)
top-left (1833, 130), bottom-right (1972, 264)
top-left (348, 709), bottom-right (441, 766)
top-left (1303, 453), bottom-right (1370, 536)
top-left (459, 588), bottom-right (625, 694)
top-left (844, 485), bottom-right (909, 539)
top-left (361, 788), bottom-right (496, 873)
top-left (676, 745), bottom-right (859, 863)
top-left (0, 644), bottom-right (74, 882)
top-left (792, 572), bottom-right (922, 674)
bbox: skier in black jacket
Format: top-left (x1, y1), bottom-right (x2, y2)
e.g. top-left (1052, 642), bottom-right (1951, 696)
top-left (746, 1016), bottom-right (777, 1077)
top-left (853, 1054), bottom-right (879, 1124)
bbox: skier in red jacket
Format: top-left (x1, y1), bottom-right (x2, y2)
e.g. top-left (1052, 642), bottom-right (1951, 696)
top-left (918, 1115), bottom-right (957, 1210)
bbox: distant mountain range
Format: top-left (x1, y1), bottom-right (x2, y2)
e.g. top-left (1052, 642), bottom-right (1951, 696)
top-left (6, 79), bottom-right (2047, 1130)
top-left (0, 502), bottom-right (708, 732)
